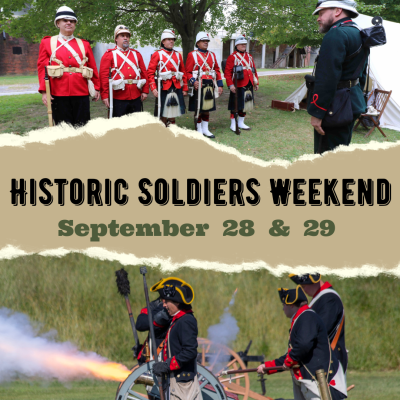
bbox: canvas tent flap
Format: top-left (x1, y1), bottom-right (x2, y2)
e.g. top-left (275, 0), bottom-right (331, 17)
top-left (284, 14), bottom-right (400, 131)
top-left (284, 82), bottom-right (307, 110)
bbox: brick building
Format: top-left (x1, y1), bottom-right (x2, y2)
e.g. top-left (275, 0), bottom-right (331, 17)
top-left (0, 30), bottom-right (40, 76)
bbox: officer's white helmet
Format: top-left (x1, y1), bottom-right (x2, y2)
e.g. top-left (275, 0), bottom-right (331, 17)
top-left (312, 0), bottom-right (359, 18)
top-left (54, 6), bottom-right (78, 27)
top-left (235, 35), bottom-right (247, 46)
top-left (196, 31), bottom-right (210, 45)
top-left (161, 29), bottom-right (177, 46)
top-left (114, 25), bottom-right (131, 42)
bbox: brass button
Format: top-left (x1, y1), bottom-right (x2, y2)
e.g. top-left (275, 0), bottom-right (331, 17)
top-left (338, 348), bottom-right (341, 351)
top-left (70, 73), bottom-right (72, 75)
top-left (69, 56), bottom-right (71, 59)
top-left (177, 374), bottom-right (180, 378)
top-left (183, 374), bottom-right (186, 377)
top-left (128, 67), bottom-right (130, 69)
top-left (330, 370), bottom-right (333, 373)
top-left (331, 361), bottom-right (333, 363)
top-left (329, 111), bottom-right (333, 115)
top-left (129, 74), bottom-right (131, 77)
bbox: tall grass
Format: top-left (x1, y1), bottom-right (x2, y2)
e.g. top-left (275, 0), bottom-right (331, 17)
top-left (0, 254), bottom-right (399, 371)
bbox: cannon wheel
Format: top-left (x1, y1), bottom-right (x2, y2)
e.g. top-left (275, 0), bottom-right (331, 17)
top-left (115, 360), bottom-right (228, 400)
top-left (198, 338), bottom-right (274, 400)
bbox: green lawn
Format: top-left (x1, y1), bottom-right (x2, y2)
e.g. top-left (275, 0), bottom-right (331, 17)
top-left (0, 370), bottom-right (399, 400)
top-left (0, 74), bottom-right (397, 162)
top-left (0, 75), bottom-right (38, 85)
top-left (249, 370), bottom-right (400, 400)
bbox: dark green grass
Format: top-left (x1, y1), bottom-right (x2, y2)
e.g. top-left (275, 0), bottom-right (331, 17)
top-left (0, 254), bottom-right (399, 371)
top-left (1, 75), bottom-right (397, 162)
top-left (0, 371), bottom-right (399, 400)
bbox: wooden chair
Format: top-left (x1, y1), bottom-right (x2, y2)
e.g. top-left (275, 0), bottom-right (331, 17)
top-left (354, 89), bottom-right (392, 138)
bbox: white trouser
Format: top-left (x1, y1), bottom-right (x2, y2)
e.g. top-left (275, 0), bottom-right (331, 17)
top-left (292, 376), bottom-right (321, 400)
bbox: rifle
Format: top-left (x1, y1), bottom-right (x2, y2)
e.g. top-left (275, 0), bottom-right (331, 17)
top-left (194, 65), bottom-right (202, 130)
top-left (44, 66), bottom-right (53, 127)
top-left (108, 67), bottom-right (113, 119)
top-left (233, 66), bottom-right (240, 135)
top-left (115, 269), bottom-right (141, 358)
top-left (157, 64), bottom-right (161, 120)
top-left (140, 266), bottom-right (165, 400)
top-left (220, 366), bottom-right (285, 375)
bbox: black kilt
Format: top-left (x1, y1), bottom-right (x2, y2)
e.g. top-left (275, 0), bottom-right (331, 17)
top-left (188, 79), bottom-right (216, 112)
top-left (153, 82), bottom-right (185, 118)
top-left (52, 95), bottom-right (90, 127)
top-left (228, 83), bottom-right (254, 111)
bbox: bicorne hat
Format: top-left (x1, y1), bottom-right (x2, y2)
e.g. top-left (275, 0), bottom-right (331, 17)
top-left (288, 273), bottom-right (321, 285)
top-left (278, 286), bottom-right (308, 305)
top-left (150, 277), bottom-right (194, 304)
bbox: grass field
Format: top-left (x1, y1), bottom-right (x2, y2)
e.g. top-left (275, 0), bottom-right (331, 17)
top-left (0, 75), bottom-right (38, 85)
top-left (0, 370), bottom-right (399, 400)
top-left (1, 74), bottom-right (397, 162)
top-left (0, 254), bottom-right (399, 371)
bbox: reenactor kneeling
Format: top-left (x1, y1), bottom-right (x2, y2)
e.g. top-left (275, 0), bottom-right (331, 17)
top-left (186, 32), bottom-right (224, 138)
top-left (99, 25), bottom-right (149, 117)
top-left (257, 287), bottom-right (347, 400)
top-left (37, 6), bottom-right (100, 127)
top-left (147, 30), bottom-right (188, 127)
top-left (224, 35), bottom-right (259, 132)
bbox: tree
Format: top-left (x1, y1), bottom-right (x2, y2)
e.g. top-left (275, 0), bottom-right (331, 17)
top-left (361, 0), bottom-right (400, 23)
top-left (228, 0), bottom-right (387, 48)
top-left (0, 0), bottom-right (230, 60)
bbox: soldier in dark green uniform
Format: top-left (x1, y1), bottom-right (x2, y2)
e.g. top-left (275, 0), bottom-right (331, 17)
top-left (308, 0), bottom-right (368, 153)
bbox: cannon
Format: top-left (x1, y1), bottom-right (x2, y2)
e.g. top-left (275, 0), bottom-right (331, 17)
top-left (115, 360), bottom-right (233, 400)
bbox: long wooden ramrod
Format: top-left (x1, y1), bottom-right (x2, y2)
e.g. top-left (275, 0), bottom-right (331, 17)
top-left (221, 366), bottom-right (285, 375)
top-left (44, 66), bottom-right (53, 127)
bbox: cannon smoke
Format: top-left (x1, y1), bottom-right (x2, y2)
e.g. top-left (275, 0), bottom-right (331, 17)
top-left (207, 288), bottom-right (239, 346)
top-left (0, 308), bottom-right (130, 383)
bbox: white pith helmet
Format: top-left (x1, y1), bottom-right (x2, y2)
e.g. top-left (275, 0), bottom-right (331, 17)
top-left (235, 35), bottom-right (247, 46)
top-left (312, 0), bottom-right (359, 18)
top-left (161, 29), bottom-right (176, 46)
top-left (196, 31), bottom-right (210, 45)
top-left (54, 6), bottom-right (78, 27)
top-left (114, 25), bottom-right (131, 42)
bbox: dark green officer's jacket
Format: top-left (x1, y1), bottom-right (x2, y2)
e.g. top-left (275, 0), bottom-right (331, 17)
top-left (307, 17), bottom-right (368, 119)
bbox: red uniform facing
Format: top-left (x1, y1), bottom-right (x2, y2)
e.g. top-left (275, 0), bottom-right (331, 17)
top-left (37, 35), bottom-right (100, 96)
top-left (185, 50), bottom-right (223, 83)
top-left (224, 50), bottom-right (259, 88)
top-left (99, 47), bottom-right (149, 101)
top-left (147, 49), bottom-right (188, 92)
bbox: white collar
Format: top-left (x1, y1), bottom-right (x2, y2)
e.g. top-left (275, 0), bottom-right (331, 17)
top-left (117, 46), bottom-right (130, 52)
top-left (172, 310), bottom-right (180, 316)
top-left (59, 33), bottom-right (74, 41)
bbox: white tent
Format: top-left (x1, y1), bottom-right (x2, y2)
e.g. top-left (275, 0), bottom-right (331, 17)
top-left (284, 14), bottom-right (400, 131)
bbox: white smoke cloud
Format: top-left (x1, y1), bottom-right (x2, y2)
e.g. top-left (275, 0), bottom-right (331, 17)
top-left (207, 289), bottom-right (239, 346)
top-left (0, 308), bottom-right (129, 383)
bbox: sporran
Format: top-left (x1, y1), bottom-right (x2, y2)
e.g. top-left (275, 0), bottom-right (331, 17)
top-left (243, 89), bottom-right (253, 112)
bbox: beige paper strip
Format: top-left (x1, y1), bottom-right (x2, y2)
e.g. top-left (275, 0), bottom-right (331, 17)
top-left (0, 113), bottom-right (399, 274)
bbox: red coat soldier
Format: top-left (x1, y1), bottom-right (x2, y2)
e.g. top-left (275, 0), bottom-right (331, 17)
top-left (37, 6), bottom-right (100, 127)
top-left (147, 29), bottom-right (188, 127)
top-left (224, 35), bottom-right (259, 132)
top-left (99, 25), bottom-right (149, 118)
top-left (185, 32), bottom-right (224, 138)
